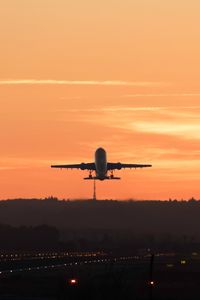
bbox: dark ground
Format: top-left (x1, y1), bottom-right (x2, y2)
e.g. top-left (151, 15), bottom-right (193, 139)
top-left (0, 199), bottom-right (200, 299)
top-left (0, 252), bottom-right (200, 300)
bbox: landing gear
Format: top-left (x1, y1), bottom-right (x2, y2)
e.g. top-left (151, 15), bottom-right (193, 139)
top-left (88, 170), bottom-right (94, 179)
top-left (110, 170), bottom-right (114, 179)
top-left (109, 170), bottom-right (121, 180)
top-left (84, 170), bottom-right (95, 180)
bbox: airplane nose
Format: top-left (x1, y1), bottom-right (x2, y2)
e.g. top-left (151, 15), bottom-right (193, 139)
top-left (96, 147), bottom-right (105, 153)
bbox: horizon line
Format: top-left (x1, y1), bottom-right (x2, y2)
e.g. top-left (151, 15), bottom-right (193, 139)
top-left (0, 197), bottom-right (198, 202)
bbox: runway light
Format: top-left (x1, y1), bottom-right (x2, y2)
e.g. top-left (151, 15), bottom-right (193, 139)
top-left (68, 278), bottom-right (78, 286)
top-left (181, 260), bottom-right (186, 265)
top-left (148, 280), bottom-right (155, 286)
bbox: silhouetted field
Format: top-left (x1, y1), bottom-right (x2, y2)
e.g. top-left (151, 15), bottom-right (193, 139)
top-left (0, 199), bottom-right (199, 253)
top-left (0, 198), bottom-right (199, 233)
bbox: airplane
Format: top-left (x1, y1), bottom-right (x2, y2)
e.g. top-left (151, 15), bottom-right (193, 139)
top-left (51, 147), bottom-right (152, 180)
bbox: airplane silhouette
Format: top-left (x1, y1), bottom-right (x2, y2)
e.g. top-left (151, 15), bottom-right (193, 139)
top-left (51, 147), bottom-right (152, 180)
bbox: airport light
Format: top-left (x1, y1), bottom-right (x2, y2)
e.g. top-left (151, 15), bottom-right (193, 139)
top-left (166, 264), bottom-right (174, 268)
top-left (181, 260), bottom-right (186, 265)
top-left (68, 278), bottom-right (78, 286)
top-left (148, 280), bottom-right (155, 286)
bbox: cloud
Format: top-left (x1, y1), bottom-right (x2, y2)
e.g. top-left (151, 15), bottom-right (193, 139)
top-left (153, 159), bottom-right (200, 170)
top-left (0, 79), bottom-right (162, 87)
top-left (133, 122), bottom-right (200, 139)
top-left (122, 93), bottom-right (200, 97)
top-left (58, 105), bottom-right (200, 141)
top-left (56, 105), bottom-right (200, 113)
top-left (55, 104), bottom-right (200, 141)
top-left (56, 106), bottom-right (163, 113)
top-left (98, 106), bottom-right (200, 114)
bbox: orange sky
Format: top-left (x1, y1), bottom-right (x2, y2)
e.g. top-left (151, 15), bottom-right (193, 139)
top-left (0, 0), bottom-right (200, 200)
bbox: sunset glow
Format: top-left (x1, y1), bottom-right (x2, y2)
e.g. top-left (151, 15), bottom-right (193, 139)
top-left (1, 0), bottom-right (200, 199)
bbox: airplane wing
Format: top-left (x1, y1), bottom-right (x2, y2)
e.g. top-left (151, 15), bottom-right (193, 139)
top-left (107, 162), bottom-right (152, 170)
top-left (51, 163), bottom-right (95, 170)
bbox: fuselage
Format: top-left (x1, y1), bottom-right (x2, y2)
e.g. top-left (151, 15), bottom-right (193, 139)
top-left (95, 148), bottom-right (107, 180)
